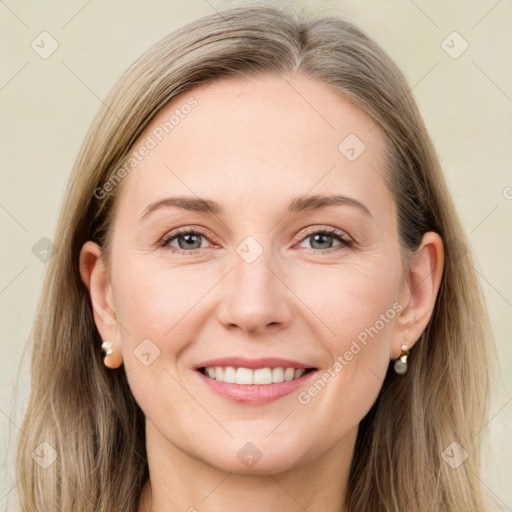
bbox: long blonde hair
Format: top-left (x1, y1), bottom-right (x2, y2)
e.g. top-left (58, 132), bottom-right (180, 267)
top-left (15, 4), bottom-right (495, 511)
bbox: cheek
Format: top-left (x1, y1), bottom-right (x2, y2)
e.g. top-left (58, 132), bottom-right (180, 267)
top-left (110, 257), bottom-right (220, 404)
top-left (289, 260), bottom-right (401, 414)
top-left (290, 258), bottom-right (401, 344)
top-left (291, 298), bottom-right (397, 448)
top-left (111, 260), bottom-right (212, 423)
top-left (113, 258), bottom-right (212, 339)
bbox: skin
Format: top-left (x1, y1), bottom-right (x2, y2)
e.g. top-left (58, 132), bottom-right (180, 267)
top-left (80, 75), bottom-right (443, 512)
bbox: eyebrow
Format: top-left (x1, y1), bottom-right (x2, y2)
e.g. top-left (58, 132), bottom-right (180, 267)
top-left (140, 193), bottom-right (372, 220)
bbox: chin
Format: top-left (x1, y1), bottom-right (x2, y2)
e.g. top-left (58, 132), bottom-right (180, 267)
top-left (194, 435), bottom-right (316, 476)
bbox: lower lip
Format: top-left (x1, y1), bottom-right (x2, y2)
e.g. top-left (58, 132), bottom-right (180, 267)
top-left (195, 369), bottom-right (318, 404)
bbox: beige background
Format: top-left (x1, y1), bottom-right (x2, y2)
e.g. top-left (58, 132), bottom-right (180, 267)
top-left (1, 0), bottom-right (511, 509)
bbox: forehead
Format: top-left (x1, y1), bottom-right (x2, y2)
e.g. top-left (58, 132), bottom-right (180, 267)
top-left (115, 74), bottom-right (391, 218)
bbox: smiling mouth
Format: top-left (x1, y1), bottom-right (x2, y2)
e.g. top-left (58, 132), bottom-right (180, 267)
top-left (198, 366), bottom-right (317, 385)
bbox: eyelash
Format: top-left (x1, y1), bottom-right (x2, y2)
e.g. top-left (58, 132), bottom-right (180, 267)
top-left (159, 226), bottom-right (354, 255)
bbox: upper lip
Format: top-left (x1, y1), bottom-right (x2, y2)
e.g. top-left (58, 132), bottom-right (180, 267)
top-left (194, 357), bottom-right (316, 370)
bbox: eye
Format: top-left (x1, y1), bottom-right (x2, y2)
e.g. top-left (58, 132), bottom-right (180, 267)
top-left (160, 227), bottom-right (214, 254)
top-left (296, 227), bottom-right (353, 252)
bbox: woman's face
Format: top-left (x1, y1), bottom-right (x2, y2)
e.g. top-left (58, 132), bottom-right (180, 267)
top-left (98, 75), bottom-right (411, 474)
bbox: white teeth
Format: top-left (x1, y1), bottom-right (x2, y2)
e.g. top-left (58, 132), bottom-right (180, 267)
top-left (294, 369), bottom-right (306, 379)
top-left (253, 368), bottom-right (272, 385)
top-left (272, 367), bottom-right (284, 383)
top-left (202, 366), bottom-right (311, 385)
top-left (223, 366), bottom-right (236, 383)
top-left (236, 367), bottom-right (253, 385)
top-left (284, 368), bottom-right (295, 381)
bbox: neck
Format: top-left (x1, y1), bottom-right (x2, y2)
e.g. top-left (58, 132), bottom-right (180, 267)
top-left (138, 421), bottom-right (357, 512)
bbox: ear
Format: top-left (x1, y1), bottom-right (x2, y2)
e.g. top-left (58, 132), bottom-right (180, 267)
top-left (391, 231), bottom-right (444, 359)
top-left (79, 241), bottom-right (123, 368)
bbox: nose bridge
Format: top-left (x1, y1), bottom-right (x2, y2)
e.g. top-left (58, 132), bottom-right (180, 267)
top-left (233, 246), bottom-right (274, 300)
top-left (217, 234), bottom-right (292, 333)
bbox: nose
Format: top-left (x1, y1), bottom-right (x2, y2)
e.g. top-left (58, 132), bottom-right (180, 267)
top-left (216, 248), bottom-right (293, 336)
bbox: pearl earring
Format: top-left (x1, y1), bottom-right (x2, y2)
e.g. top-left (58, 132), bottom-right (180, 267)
top-left (101, 341), bottom-right (113, 357)
top-left (393, 344), bottom-right (409, 375)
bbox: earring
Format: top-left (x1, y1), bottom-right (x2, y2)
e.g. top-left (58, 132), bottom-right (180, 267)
top-left (100, 341), bottom-right (122, 369)
top-left (393, 344), bottom-right (409, 375)
top-left (101, 341), bottom-right (113, 357)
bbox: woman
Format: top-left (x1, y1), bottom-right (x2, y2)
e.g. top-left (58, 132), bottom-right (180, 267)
top-left (15, 4), bottom-right (496, 511)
